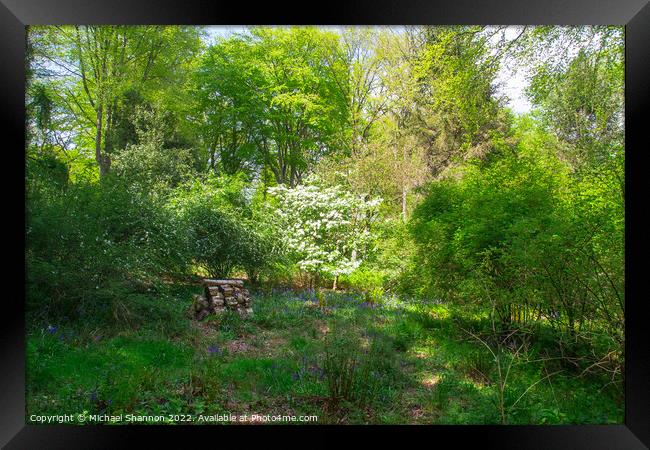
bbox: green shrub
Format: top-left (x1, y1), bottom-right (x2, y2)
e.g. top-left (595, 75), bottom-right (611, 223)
top-left (168, 174), bottom-right (279, 279)
top-left (407, 123), bottom-right (623, 376)
top-left (341, 266), bottom-right (385, 292)
top-left (26, 174), bottom-right (190, 325)
top-left (385, 318), bottom-right (424, 351)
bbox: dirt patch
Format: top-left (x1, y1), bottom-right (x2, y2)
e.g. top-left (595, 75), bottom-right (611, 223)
top-left (316, 321), bottom-right (330, 335)
top-left (421, 374), bottom-right (441, 389)
top-left (263, 335), bottom-right (287, 350)
top-left (226, 339), bottom-right (253, 353)
top-left (413, 350), bottom-right (428, 359)
top-left (191, 320), bottom-right (220, 339)
top-left (411, 406), bottom-right (426, 421)
top-left (255, 332), bottom-right (288, 357)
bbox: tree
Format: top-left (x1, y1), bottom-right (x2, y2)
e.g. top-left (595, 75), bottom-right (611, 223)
top-left (269, 177), bottom-right (381, 289)
top-left (317, 27), bottom-right (510, 221)
top-left (196, 27), bottom-right (348, 187)
top-left (28, 25), bottom-right (203, 178)
top-left (527, 49), bottom-right (623, 168)
top-left (325, 27), bottom-right (390, 156)
top-left (111, 106), bottom-right (198, 193)
top-left (321, 29), bottom-right (430, 221)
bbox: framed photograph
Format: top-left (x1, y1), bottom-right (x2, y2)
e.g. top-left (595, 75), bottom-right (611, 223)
top-left (3, 0), bottom-right (648, 447)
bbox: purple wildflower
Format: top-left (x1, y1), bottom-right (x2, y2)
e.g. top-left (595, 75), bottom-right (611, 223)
top-left (207, 345), bottom-right (221, 355)
top-left (46, 325), bottom-right (57, 334)
top-left (308, 365), bottom-right (324, 378)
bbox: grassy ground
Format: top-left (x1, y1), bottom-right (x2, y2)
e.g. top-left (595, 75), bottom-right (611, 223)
top-left (26, 283), bottom-right (623, 425)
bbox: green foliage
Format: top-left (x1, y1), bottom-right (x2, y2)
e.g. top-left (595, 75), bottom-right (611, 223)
top-left (168, 173), bottom-right (280, 279)
top-left (341, 266), bottom-right (386, 293)
top-left (344, 268), bottom-right (384, 291)
top-left (527, 43), bottom-right (624, 170)
top-left (26, 172), bottom-right (191, 324)
top-left (196, 27), bottom-right (348, 185)
top-left (408, 119), bottom-right (623, 380)
top-left (28, 25), bottom-right (204, 178)
top-left (111, 106), bottom-right (198, 192)
top-left (414, 26), bottom-right (505, 157)
top-left (25, 25), bottom-right (624, 425)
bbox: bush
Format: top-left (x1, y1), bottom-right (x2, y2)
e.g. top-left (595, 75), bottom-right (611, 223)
top-left (26, 171), bottom-right (190, 325)
top-left (340, 266), bottom-right (385, 292)
top-left (407, 121), bottom-right (623, 379)
top-left (111, 106), bottom-right (198, 193)
top-left (168, 174), bottom-right (280, 279)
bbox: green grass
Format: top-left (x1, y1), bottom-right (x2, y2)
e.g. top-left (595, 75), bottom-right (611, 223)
top-left (26, 286), bottom-right (623, 425)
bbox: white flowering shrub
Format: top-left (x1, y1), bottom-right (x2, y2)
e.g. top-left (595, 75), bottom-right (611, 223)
top-left (268, 177), bottom-right (382, 283)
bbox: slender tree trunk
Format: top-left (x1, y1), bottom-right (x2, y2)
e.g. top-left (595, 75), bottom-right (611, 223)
top-left (401, 184), bottom-right (408, 222)
top-left (95, 103), bottom-right (110, 178)
top-left (332, 275), bottom-right (339, 291)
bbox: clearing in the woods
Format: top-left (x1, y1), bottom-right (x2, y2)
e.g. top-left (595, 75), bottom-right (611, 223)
top-left (27, 283), bottom-right (622, 425)
top-left (26, 25), bottom-right (624, 425)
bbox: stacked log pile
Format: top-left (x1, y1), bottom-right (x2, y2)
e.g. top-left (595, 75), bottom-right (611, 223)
top-left (191, 279), bottom-right (252, 320)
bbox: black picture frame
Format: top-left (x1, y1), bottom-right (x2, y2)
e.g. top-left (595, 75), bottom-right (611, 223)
top-left (2, 0), bottom-right (648, 447)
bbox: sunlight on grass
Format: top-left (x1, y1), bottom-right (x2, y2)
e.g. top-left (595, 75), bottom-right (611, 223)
top-left (26, 289), bottom-right (623, 424)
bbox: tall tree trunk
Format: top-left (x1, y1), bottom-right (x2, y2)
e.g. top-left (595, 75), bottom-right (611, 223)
top-left (95, 103), bottom-right (110, 178)
top-left (401, 184), bottom-right (408, 222)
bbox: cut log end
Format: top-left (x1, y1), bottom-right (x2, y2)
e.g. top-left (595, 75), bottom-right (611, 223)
top-left (203, 279), bottom-right (245, 287)
top-left (193, 279), bottom-right (253, 321)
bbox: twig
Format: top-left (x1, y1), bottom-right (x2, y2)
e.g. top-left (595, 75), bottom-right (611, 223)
top-left (508, 369), bottom-right (563, 412)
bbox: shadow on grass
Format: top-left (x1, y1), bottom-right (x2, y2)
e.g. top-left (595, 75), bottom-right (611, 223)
top-left (25, 288), bottom-right (624, 425)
